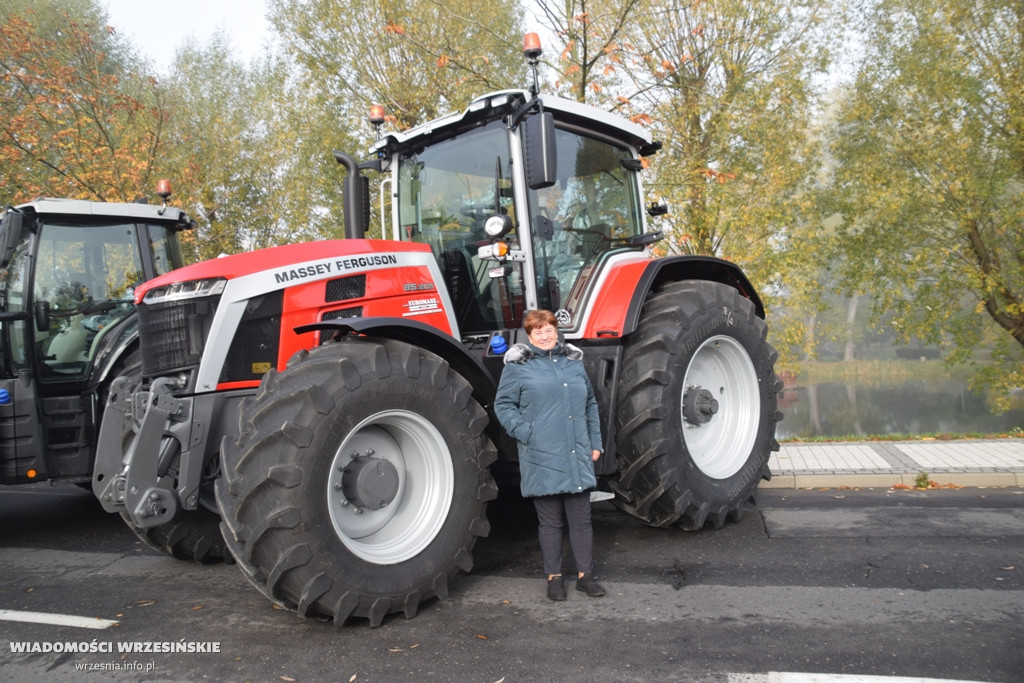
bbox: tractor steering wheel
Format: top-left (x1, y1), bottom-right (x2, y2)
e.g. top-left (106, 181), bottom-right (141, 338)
top-left (460, 204), bottom-right (495, 224)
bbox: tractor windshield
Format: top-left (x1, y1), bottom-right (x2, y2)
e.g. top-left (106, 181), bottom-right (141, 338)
top-left (31, 222), bottom-right (145, 381)
top-left (395, 117), bottom-right (646, 333)
top-left (396, 121), bottom-right (517, 335)
top-left (527, 128), bottom-right (645, 322)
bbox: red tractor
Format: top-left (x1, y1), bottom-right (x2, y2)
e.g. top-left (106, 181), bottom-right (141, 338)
top-left (93, 37), bottom-right (781, 625)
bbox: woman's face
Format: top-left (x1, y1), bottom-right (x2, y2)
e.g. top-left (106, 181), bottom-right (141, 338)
top-left (527, 323), bottom-right (558, 350)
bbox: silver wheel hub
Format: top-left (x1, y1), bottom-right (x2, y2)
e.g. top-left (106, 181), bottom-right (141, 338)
top-left (340, 454), bottom-right (400, 511)
top-left (683, 387), bottom-right (719, 425)
top-left (680, 335), bottom-right (760, 480)
top-left (327, 411), bottom-right (454, 564)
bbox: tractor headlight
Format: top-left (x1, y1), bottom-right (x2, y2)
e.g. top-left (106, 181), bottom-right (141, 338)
top-left (138, 278), bottom-right (226, 384)
top-left (143, 278), bottom-right (227, 304)
top-left (483, 214), bottom-right (514, 238)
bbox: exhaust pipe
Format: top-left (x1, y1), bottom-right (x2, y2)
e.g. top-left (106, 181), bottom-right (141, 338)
top-left (333, 150), bottom-right (365, 240)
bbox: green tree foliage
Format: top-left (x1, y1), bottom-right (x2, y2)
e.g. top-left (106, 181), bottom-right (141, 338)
top-left (630, 0), bottom-right (834, 261)
top-left (159, 35), bottom-right (328, 259)
top-left (269, 0), bottom-right (527, 129)
top-left (0, 0), bottom-right (165, 203)
top-left (830, 0), bottom-right (1024, 408)
top-left (592, 0), bottom-right (840, 368)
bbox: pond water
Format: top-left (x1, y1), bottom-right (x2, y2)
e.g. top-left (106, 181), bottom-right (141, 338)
top-left (775, 378), bottom-right (1024, 440)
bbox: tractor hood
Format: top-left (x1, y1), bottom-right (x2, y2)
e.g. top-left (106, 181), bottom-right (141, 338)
top-left (134, 239), bottom-right (432, 305)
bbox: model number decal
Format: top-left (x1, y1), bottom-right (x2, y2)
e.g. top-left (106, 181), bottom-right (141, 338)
top-left (403, 297), bottom-right (441, 316)
top-left (273, 254), bottom-right (399, 284)
top-left (403, 283), bottom-right (435, 291)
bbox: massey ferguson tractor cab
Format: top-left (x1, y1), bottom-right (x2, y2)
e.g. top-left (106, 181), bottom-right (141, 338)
top-left (0, 190), bottom-right (192, 487)
top-left (94, 35), bottom-right (781, 626)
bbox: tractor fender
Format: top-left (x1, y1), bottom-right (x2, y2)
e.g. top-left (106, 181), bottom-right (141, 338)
top-left (583, 255), bottom-right (764, 339)
top-left (90, 316), bottom-right (139, 388)
top-left (631, 255), bottom-right (765, 326)
top-left (294, 317), bottom-right (499, 400)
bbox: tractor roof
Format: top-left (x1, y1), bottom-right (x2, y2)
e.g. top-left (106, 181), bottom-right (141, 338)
top-left (371, 89), bottom-right (653, 158)
top-left (15, 197), bottom-right (194, 229)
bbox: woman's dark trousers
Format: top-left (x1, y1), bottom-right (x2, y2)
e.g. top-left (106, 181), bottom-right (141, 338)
top-left (532, 491), bottom-right (594, 576)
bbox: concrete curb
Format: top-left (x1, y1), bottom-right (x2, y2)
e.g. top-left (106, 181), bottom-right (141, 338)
top-left (763, 438), bottom-right (1024, 489)
top-left (761, 471), bottom-right (1023, 490)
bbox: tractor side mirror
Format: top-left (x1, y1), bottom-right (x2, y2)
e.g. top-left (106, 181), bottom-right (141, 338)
top-left (647, 201), bottom-right (669, 217)
top-left (34, 300), bottom-right (50, 332)
top-left (546, 276), bottom-right (561, 311)
top-left (0, 211), bottom-right (24, 268)
top-left (522, 112), bottom-right (556, 190)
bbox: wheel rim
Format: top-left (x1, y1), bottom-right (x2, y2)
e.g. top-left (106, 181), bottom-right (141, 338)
top-left (680, 335), bottom-right (760, 479)
top-left (326, 410), bottom-right (454, 564)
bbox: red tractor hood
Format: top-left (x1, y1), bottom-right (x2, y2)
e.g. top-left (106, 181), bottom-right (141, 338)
top-left (136, 239), bottom-right (431, 303)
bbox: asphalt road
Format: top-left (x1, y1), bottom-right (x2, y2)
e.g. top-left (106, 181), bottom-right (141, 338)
top-left (1, 483), bottom-right (1022, 683)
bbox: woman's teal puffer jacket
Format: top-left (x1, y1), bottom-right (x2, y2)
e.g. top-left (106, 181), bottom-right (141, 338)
top-left (493, 341), bottom-right (603, 497)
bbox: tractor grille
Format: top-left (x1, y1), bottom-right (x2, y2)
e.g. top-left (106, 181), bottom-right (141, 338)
top-left (318, 307), bottom-right (363, 345)
top-left (138, 296), bottom-right (219, 378)
top-left (325, 274), bottom-right (366, 302)
top-left (322, 306), bottom-right (363, 321)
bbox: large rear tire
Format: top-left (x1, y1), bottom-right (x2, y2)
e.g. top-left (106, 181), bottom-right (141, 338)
top-left (216, 338), bottom-right (497, 627)
top-left (612, 280), bottom-right (781, 529)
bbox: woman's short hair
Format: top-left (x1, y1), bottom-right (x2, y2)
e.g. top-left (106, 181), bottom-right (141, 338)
top-left (523, 309), bottom-right (558, 334)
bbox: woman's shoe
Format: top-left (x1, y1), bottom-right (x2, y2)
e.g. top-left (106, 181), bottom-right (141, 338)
top-left (547, 575), bottom-right (566, 601)
top-left (576, 574), bottom-right (606, 597)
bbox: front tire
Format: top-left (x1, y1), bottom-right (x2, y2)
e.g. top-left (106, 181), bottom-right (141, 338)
top-left (216, 338), bottom-right (497, 626)
top-left (119, 507), bottom-right (227, 563)
top-left (612, 280), bottom-right (781, 529)
top-left (118, 461), bottom-right (228, 563)
top-left (103, 351), bottom-right (229, 562)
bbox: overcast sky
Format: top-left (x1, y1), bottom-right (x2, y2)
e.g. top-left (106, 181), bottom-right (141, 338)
top-left (102, 0), bottom-right (272, 72)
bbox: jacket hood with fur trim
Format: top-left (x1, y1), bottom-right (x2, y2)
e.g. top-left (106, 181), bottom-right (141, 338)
top-left (503, 342), bottom-right (584, 365)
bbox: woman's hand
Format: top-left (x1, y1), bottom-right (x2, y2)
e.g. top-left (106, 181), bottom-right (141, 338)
top-left (591, 450), bottom-right (601, 462)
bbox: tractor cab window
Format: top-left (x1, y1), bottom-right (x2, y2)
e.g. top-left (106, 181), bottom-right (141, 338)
top-left (32, 222), bottom-right (143, 381)
top-left (148, 224), bottom-right (187, 276)
top-left (527, 128), bottom-right (644, 324)
top-left (0, 225), bottom-right (33, 375)
top-left (397, 122), bottom-right (520, 336)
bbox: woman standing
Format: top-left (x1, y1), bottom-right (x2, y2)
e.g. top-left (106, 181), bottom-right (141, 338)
top-left (494, 309), bottom-right (606, 601)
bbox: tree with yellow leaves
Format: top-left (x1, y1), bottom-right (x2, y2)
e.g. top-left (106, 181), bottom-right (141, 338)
top-left (0, 1), bottom-right (166, 204)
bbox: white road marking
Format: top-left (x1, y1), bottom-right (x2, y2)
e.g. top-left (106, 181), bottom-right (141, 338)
top-left (728, 675), bottom-right (986, 683)
top-left (0, 609), bottom-right (119, 630)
